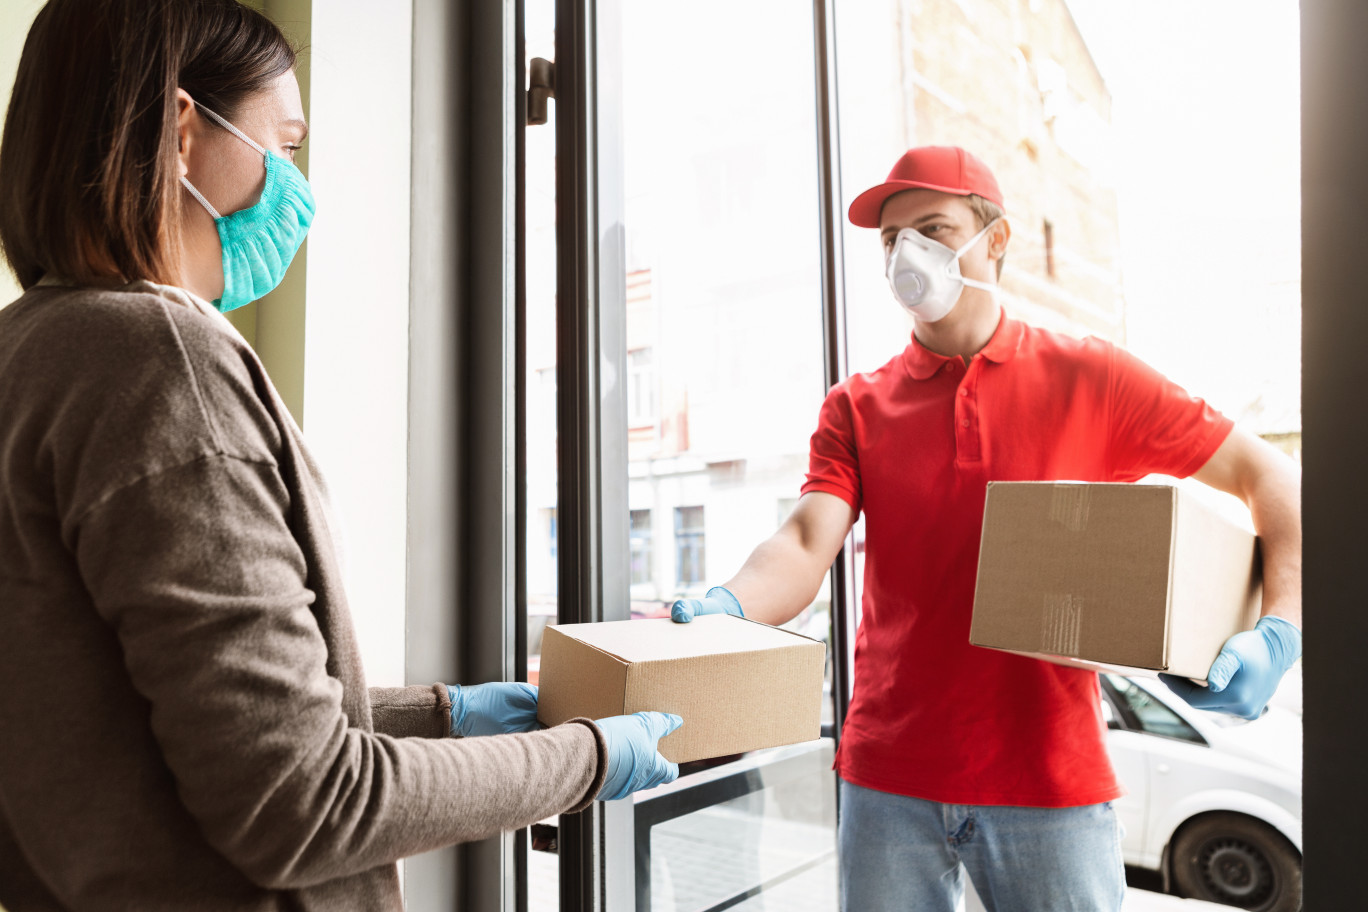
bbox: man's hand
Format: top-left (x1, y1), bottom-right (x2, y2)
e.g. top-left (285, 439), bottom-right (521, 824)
top-left (595, 712), bottom-right (683, 800)
top-left (1159, 617), bottom-right (1301, 720)
top-left (448, 682), bottom-right (541, 737)
top-left (670, 586), bottom-right (744, 623)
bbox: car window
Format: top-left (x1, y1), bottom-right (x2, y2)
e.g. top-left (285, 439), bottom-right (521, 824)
top-left (1107, 676), bottom-right (1206, 744)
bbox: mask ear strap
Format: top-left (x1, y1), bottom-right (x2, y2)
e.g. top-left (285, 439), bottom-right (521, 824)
top-left (956, 217), bottom-right (1002, 295)
top-left (193, 101), bottom-right (267, 156)
top-left (179, 175), bottom-right (222, 220)
top-left (954, 217), bottom-right (1001, 258)
top-left (962, 276), bottom-right (998, 294)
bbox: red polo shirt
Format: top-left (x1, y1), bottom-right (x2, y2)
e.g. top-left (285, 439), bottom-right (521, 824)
top-left (804, 313), bottom-right (1233, 807)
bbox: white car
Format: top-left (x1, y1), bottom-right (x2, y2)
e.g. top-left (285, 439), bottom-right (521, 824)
top-left (1101, 673), bottom-right (1302, 911)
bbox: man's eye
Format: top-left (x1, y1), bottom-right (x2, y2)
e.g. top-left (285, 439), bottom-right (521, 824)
top-left (921, 224), bottom-right (945, 235)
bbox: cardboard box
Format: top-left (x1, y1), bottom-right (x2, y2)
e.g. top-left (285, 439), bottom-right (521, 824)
top-left (970, 482), bottom-right (1262, 678)
top-left (536, 615), bottom-right (826, 763)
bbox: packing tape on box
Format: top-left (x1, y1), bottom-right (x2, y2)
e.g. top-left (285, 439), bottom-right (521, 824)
top-left (1049, 484), bottom-right (1091, 533)
top-left (1041, 592), bottom-right (1083, 655)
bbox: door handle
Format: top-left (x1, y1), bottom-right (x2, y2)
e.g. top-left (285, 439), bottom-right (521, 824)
top-left (528, 57), bottom-right (555, 125)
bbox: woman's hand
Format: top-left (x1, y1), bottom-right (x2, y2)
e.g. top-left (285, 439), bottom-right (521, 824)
top-left (594, 712), bottom-right (683, 800)
top-left (447, 683), bottom-right (541, 737)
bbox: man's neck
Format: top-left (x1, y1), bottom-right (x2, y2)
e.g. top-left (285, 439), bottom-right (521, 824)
top-left (913, 295), bottom-right (1002, 362)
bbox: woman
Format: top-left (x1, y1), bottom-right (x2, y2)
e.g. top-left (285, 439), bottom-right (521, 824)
top-left (0, 1), bottom-right (678, 909)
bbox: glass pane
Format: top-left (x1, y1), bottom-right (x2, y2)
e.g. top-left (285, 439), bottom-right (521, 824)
top-left (646, 766), bottom-right (838, 911)
top-left (820, 0), bottom-right (1300, 907)
top-left (616, 3), bottom-right (837, 908)
top-left (619, 0), bottom-right (834, 727)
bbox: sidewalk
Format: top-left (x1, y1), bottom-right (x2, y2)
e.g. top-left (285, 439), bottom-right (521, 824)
top-left (963, 881), bottom-right (1231, 911)
top-left (1123, 891), bottom-right (1230, 912)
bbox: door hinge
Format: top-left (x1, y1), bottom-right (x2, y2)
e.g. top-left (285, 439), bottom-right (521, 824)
top-left (528, 57), bottom-right (555, 126)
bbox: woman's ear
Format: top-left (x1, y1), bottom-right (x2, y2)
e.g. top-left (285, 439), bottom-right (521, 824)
top-left (175, 88), bottom-right (196, 179)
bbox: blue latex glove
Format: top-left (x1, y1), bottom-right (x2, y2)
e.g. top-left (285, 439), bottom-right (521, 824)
top-left (448, 682), bottom-right (541, 737)
top-left (594, 712), bottom-right (683, 800)
top-left (1159, 616), bottom-right (1301, 720)
top-left (670, 586), bottom-right (744, 623)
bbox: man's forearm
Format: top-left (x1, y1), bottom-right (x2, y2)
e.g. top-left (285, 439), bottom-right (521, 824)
top-left (1193, 429), bottom-right (1302, 629)
top-left (723, 533), bottom-right (836, 627)
top-left (1248, 458), bottom-right (1302, 627)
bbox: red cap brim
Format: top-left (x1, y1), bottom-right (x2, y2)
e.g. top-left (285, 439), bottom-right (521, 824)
top-left (848, 180), bottom-right (996, 229)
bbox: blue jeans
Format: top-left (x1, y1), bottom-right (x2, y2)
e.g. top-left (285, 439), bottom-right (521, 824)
top-left (838, 779), bottom-right (1124, 912)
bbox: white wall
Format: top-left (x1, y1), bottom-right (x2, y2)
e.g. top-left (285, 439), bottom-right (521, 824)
top-left (0, 1), bottom-right (45, 307)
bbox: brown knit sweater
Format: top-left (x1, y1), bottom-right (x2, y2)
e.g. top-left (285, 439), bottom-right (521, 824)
top-left (0, 281), bottom-right (605, 911)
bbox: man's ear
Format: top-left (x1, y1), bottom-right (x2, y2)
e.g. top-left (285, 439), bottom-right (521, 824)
top-left (175, 88), bottom-right (196, 179)
top-left (988, 217), bottom-right (1012, 259)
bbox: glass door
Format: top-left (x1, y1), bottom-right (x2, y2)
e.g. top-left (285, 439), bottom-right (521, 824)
top-left (613, 1), bottom-right (842, 909)
top-left (521, 0), bottom-right (854, 908)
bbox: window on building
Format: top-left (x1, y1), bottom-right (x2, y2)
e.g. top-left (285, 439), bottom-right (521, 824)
top-left (1043, 218), bottom-right (1056, 279)
top-left (541, 507), bottom-right (557, 598)
top-left (629, 508), bottom-right (653, 585)
top-left (674, 506), bottom-right (705, 587)
top-left (627, 347), bottom-right (657, 426)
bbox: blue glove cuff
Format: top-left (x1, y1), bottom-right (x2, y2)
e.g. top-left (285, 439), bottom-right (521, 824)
top-left (705, 586), bottom-right (744, 617)
top-left (1255, 616), bottom-right (1302, 670)
top-left (447, 684), bottom-right (465, 737)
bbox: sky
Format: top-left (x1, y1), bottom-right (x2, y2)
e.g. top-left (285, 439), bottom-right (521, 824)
top-left (1065, 0), bottom-right (1302, 435)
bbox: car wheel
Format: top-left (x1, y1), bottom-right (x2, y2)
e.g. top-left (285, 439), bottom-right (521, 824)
top-left (1170, 813), bottom-right (1302, 911)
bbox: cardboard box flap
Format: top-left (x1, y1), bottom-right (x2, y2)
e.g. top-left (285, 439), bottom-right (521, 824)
top-left (547, 615), bottom-right (819, 663)
top-left (536, 626), bottom-right (630, 725)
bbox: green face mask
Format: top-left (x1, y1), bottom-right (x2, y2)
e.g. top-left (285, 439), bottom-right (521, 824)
top-left (179, 102), bottom-right (316, 313)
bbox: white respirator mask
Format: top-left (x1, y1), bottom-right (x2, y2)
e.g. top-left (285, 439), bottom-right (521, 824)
top-left (885, 219), bottom-right (1000, 322)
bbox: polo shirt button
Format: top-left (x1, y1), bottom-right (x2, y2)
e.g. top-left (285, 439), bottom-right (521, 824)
top-left (945, 363), bottom-right (956, 372)
top-left (961, 418), bottom-right (970, 427)
top-left (959, 388), bottom-right (968, 396)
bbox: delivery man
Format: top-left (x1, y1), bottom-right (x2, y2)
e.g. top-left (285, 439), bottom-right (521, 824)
top-left (671, 145), bottom-right (1302, 911)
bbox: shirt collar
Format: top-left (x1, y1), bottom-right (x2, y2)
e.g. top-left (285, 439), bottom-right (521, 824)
top-left (901, 310), bottom-right (1025, 380)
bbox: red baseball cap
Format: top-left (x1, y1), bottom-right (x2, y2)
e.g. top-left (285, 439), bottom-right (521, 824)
top-left (847, 146), bottom-right (1005, 228)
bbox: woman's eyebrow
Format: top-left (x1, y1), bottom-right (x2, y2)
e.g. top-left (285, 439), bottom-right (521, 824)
top-left (284, 118), bottom-right (309, 141)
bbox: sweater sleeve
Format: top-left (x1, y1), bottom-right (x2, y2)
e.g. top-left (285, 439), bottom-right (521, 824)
top-left (73, 454), bottom-right (605, 890)
top-left (369, 684), bottom-right (453, 739)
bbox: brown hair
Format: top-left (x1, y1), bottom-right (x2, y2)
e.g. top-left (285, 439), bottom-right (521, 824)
top-left (966, 194), bottom-right (1006, 278)
top-left (0, 0), bottom-right (295, 291)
